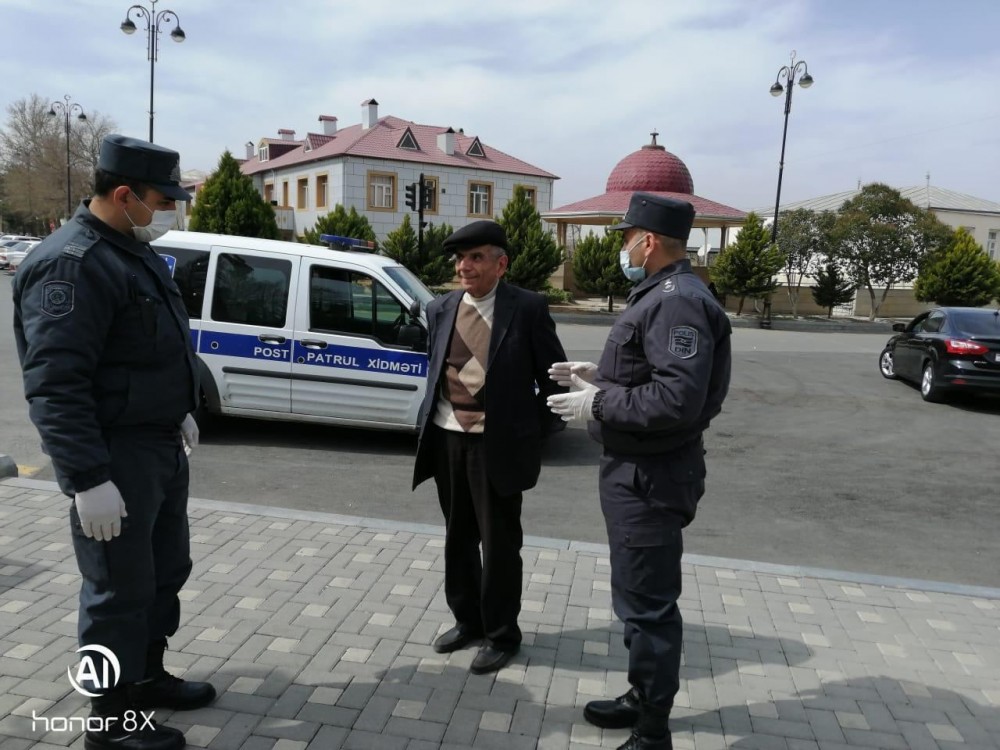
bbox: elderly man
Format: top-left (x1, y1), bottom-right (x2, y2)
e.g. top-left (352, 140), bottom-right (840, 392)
top-left (548, 193), bottom-right (732, 750)
top-left (413, 220), bottom-right (567, 674)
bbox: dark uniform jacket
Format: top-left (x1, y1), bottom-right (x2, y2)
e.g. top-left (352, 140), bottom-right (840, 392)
top-left (590, 259), bottom-right (731, 455)
top-left (12, 202), bottom-right (198, 495)
top-left (412, 281), bottom-right (567, 496)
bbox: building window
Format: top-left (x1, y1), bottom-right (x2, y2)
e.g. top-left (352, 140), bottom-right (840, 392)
top-left (468, 181), bottom-right (492, 217)
top-left (316, 174), bottom-right (328, 208)
top-left (514, 184), bottom-right (536, 208)
top-left (258, 145), bottom-right (268, 162)
top-left (988, 230), bottom-right (998, 260)
top-left (422, 176), bottom-right (439, 214)
top-left (282, 181), bottom-right (289, 207)
top-left (397, 128), bottom-right (419, 151)
top-left (297, 178), bottom-right (308, 209)
top-left (263, 183), bottom-right (274, 204)
top-left (466, 137), bottom-right (485, 158)
top-left (367, 171), bottom-right (396, 211)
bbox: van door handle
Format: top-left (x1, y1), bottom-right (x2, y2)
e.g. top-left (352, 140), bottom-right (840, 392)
top-left (258, 334), bottom-right (286, 345)
top-left (300, 339), bottom-right (328, 350)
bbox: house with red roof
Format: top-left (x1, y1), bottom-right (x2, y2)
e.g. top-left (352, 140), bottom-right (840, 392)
top-left (238, 99), bottom-right (558, 241)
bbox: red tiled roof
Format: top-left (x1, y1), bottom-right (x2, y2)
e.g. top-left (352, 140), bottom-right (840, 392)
top-left (545, 191), bottom-right (746, 221)
top-left (242, 115), bottom-right (557, 179)
top-left (306, 132), bottom-right (336, 150)
top-left (606, 146), bottom-right (694, 194)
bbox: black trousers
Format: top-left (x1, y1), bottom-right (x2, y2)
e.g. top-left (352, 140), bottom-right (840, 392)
top-left (598, 445), bottom-right (704, 711)
top-left (69, 431), bottom-right (192, 684)
top-left (431, 427), bottom-right (523, 650)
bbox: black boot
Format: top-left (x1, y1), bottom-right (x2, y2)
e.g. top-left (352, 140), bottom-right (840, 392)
top-left (584, 687), bottom-right (641, 728)
top-left (130, 639), bottom-right (216, 711)
top-left (85, 687), bottom-right (185, 750)
top-left (616, 705), bottom-right (672, 750)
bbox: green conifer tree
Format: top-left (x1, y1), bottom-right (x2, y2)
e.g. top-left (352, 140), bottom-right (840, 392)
top-left (189, 151), bottom-right (279, 239)
top-left (302, 205), bottom-right (377, 246)
top-left (914, 227), bottom-right (1000, 307)
top-left (710, 211), bottom-right (783, 315)
top-left (498, 186), bottom-right (563, 291)
top-left (572, 230), bottom-right (630, 311)
top-left (381, 215), bottom-right (454, 287)
top-left (811, 262), bottom-right (856, 317)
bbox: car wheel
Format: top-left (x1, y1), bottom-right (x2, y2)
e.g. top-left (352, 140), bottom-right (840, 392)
top-left (920, 361), bottom-right (945, 402)
top-left (878, 347), bottom-right (897, 379)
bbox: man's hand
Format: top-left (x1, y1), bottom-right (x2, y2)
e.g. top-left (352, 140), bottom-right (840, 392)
top-left (546, 374), bottom-right (599, 422)
top-left (180, 413), bottom-right (199, 453)
top-left (548, 361), bottom-right (598, 388)
top-left (75, 481), bottom-right (127, 541)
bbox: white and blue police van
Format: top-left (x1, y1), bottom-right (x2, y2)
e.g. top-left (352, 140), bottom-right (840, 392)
top-left (152, 231), bottom-right (433, 432)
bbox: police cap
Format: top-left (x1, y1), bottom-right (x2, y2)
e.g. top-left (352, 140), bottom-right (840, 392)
top-left (443, 220), bottom-right (508, 255)
top-left (98, 134), bottom-right (192, 201)
top-left (609, 192), bottom-right (696, 241)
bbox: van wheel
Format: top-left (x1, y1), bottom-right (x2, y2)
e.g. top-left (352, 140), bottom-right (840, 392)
top-left (920, 362), bottom-right (945, 403)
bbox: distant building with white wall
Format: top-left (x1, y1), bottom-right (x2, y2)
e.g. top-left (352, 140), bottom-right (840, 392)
top-left (238, 99), bottom-right (558, 241)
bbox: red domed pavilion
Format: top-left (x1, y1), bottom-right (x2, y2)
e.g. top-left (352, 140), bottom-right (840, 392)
top-left (542, 132), bottom-right (746, 250)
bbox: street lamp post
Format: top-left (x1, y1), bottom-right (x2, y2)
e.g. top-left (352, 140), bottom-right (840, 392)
top-left (48, 95), bottom-right (87, 221)
top-left (769, 50), bottom-right (814, 246)
top-left (120, 0), bottom-right (186, 142)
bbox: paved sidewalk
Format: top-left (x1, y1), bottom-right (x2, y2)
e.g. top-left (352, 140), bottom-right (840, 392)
top-left (1, 478), bottom-right (998, 750)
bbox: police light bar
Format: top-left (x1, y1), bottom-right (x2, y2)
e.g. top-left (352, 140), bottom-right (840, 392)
top-left (319, 234), bottom-right (377, 252)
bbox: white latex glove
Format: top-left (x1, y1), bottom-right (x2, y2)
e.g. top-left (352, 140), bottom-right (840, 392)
top-left (75, 481), bottom-right (127, 541)
top-left (548, 361), bottom-right (598, 388)
top-left (180, 413), bottom-right (199, 453)
top-left (546, 374), bottom-right (599, 422)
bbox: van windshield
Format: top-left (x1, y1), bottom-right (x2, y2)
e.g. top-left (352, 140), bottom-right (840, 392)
top-left (385, 266), bottom-right (436, 310)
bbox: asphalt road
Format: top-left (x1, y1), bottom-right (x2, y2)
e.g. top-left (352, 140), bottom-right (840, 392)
top-left (2, 283), bottom-right (998, 588)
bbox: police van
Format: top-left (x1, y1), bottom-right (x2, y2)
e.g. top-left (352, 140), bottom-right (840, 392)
top-left (151, 231), bottom-right (433, 432)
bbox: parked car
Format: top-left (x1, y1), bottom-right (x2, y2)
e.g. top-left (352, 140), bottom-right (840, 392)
top-left (878, 307), bottom-right (1000, 401)
top-left (4, 240), bottom-right (40, 273)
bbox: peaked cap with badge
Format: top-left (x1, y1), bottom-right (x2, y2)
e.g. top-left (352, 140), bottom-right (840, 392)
top-left (98, 134), bottom-right (192, 202)
top-left (609, 192), bottom-right (696, 241)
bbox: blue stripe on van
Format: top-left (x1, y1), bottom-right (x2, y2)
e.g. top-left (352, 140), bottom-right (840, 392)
top-left (199, 331), bottom-right (292, 361)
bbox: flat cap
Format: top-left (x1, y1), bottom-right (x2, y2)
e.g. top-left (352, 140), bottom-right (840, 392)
top-left (98, 134), bottom-right (192, 201)
top-left (443, 220), bottom-right (508, 254)
top-left (609, 192), bottom-right (696, 241)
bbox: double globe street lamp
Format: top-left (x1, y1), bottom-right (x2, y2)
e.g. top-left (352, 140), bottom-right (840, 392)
top-left (768, 50), bottom-right (814, 245)
top-left (120, 0), bottom-right (186, 142)
top-left (48, 95), bottom-right (87, 220)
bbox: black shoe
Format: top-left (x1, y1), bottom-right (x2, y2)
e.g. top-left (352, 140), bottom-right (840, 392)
top-left (469, 644), bottom-right (518, 675)
top-left (130, 671), bottom-right (217, 711)
top-left (84, 716), bottom-right (185, 750)
top-left (432, 626), bottom-right (483, 654)
top-left (584, 687), bottom-right (642, 729)
top-left (616, 730), bottom-right (673, 749)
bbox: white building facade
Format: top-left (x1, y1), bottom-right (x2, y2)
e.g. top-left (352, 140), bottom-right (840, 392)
top-left (240, 100), bottom-right (557, 241)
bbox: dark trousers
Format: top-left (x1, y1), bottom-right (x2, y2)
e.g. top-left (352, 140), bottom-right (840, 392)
top-left (599, 447), bottom-right (704, 711)
top-left (69, 431), bottom-right (192, 684)
top-left (431, 427), bottom-right (523, 650)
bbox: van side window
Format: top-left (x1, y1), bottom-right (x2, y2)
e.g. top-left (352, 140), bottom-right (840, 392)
top-left (158, 246), bottom-right (209, 319)
top-left (309, 265), bottom-right (408, 345)
top-left (212, 253), bottom-right (291, 327)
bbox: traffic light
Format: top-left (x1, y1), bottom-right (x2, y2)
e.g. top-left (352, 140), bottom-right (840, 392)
top-left (404, 182), bottom-right (418, 211)
top-left (420, 179), bottom-right (434, 212)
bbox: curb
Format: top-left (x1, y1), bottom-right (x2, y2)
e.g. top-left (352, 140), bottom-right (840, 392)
top-left (0, 454), bottom-right (18, 479)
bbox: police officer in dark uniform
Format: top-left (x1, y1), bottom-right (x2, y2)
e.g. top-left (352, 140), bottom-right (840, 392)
top-left (13, 134), bottom-right (215, 750)
top-left (547, 193), bottom-right (732, 750)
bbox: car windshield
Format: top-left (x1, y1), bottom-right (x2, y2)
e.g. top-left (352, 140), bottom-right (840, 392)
top-left (384, 265), bottom-right (436, 310)
top-left (10, 242), bottom-right (29, 252)
top-left (950, 311), bottom-right (1000, 336)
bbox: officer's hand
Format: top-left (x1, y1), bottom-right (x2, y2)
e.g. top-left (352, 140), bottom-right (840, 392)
top-left (548, 361), bottom-right (598, 387)
top-left (180, 413), bottom-right (199, 452)
top-left (546, 374), bottom-right (598, 422)
top-left (74, 481), bottom-right (128, 542)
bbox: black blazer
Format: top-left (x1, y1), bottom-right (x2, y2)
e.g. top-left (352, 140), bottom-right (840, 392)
top-left (412, 281), bottom-right (567, 496)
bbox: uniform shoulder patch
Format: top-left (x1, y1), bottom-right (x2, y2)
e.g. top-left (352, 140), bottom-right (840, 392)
top-left (60, 231), bottom-right (100, 261)
top-left (41, 281), bottom-right (75, 318)
top-left (668, 326), bottom-right (698, 359)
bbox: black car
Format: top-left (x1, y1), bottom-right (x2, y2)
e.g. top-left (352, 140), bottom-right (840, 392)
top-left (879, 307), bottom-right (1000, 401)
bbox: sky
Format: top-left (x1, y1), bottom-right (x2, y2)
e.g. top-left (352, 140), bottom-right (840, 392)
top-left (3, 0), bottom-right (999, 213)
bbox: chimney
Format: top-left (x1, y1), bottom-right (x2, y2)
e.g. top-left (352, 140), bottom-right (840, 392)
top-left (437, 127), bottom-right (456, 155)
top-left (245, 141), bottom-right (254, 160)
top-left (361, 98), bottom-right (379, 130)
top-left (278, 128), bottom-right (295, 141)
top-left (318, 115), bottom-right (338, 136)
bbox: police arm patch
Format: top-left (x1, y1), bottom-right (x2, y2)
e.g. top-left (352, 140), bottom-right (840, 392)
top-left (41, 281), bottom-right (75, 318)
top-left (668, 326), bottom-right (698, 359)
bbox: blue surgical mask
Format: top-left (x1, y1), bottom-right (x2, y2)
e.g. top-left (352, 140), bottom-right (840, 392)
top-left (619, 234), bottom-right (648, 283)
